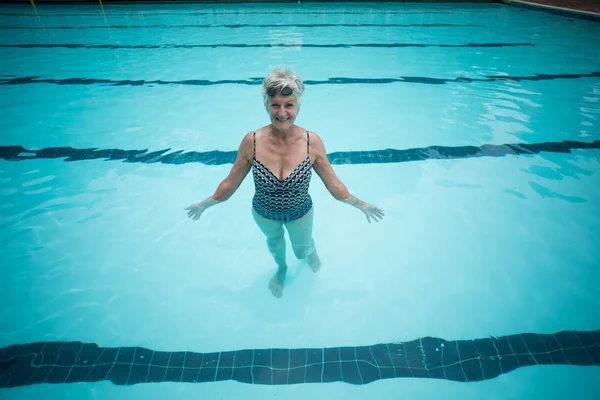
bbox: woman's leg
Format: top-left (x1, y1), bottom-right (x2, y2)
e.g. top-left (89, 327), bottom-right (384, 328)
top-left (252, 208), bottom-right (287, 297)
top-left (252, 208), bottom-right (287, 267)
top-left (285, 207), bottom-right (321, 272)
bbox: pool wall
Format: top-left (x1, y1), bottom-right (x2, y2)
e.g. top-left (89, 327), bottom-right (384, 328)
top-left (5, 0), bottom-right (600, 21)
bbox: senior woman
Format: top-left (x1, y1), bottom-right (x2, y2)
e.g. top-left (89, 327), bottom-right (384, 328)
top-left (185, 68), bottom-right (384, 298)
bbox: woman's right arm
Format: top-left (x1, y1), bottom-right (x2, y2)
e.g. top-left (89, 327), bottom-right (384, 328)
top-left (185, 132), bottom-right (254, 219)
top-left (311, 132), bottom-right (384, 223)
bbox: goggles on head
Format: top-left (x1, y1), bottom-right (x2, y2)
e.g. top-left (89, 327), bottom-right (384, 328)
top-left (267, 86), bottom-right (294, 97)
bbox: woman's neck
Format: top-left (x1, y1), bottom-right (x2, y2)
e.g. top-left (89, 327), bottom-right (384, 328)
top-left (270, 124), bottom-right (295, 138)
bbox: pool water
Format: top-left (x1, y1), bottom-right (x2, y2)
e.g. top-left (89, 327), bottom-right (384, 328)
top-left (0, 2), bottom-right (599, 399)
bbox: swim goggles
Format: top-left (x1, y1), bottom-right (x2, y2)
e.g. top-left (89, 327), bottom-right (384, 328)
top-left (267, 86), bottom-right (294, 97)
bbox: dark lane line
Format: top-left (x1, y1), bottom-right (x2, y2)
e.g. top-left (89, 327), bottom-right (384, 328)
top-left (0, 23), bottom-right (484, 29)
top-left (1, 73), bottom-right (598, 88)
top-left (0, 329), bottom-right (598, 388)
top-left (0, 11), bottom-right (456, 17)
top-left (0, 42), bottom-right (532, 49)
top-left (1, 140), bottom-right (598, 167)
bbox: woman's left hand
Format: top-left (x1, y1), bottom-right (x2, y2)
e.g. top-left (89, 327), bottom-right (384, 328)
top-left (360, 203), bottom-right (385, 223)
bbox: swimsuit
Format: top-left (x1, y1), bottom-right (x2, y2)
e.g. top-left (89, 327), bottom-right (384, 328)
top-left (252, 130), bottom-right (313, 221)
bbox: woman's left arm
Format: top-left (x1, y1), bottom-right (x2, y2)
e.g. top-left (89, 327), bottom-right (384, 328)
top-left (311, 132), bottom-right (385, 223)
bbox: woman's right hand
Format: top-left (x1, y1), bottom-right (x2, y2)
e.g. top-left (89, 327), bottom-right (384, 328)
top-left (359, 203), bottom-right (385, 224)
top-left (184, 203), bottom-right (206, 220)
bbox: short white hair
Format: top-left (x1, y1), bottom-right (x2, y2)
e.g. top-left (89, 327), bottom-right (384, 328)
top-left (261, 67), bottom-right (305, 110)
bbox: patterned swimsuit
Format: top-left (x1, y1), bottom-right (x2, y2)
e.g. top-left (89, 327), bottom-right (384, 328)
top-left (252, 130), bottom-right (313, 221)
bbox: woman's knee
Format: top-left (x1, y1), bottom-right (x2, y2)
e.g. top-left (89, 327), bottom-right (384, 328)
top-left (292, 243), bottom-right (313, 259)
top-left (266, 232), bottom-right (285, 250)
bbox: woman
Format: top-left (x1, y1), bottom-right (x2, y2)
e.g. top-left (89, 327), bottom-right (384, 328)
top-left (185, 68), bottom-right (384, 298)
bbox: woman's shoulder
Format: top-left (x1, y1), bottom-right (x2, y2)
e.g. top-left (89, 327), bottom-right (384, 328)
top-left (243, 130), bottom-right (256, 138)
top-left (240, 131), bottom-right (255, 144)
top-left (247, 125), bottom-right (273, 140)
top-left (241, 126), bottom-right (269, 141)
top-left (237, 131), bottom-right (257, 160)
top-left (306, 129), bottom-right (324, 146)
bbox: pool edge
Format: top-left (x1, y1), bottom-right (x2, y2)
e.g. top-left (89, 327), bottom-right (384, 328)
top-left (499, 0), bottom-right (600, 21)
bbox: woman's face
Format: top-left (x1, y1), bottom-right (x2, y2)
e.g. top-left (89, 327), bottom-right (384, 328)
top-left (268, 93), bottom-right (298, 132)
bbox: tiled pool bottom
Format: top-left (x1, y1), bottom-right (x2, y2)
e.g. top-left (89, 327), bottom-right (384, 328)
top-left (1, 329), bottom-right (599, 388)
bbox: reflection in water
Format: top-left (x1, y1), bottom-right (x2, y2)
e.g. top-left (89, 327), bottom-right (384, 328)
top-left (528, 181), bottom-right (586, 203)
top-left (267, 27), bottom-right (304, 61)
top-left (580, 80), bottom-right (600, 138)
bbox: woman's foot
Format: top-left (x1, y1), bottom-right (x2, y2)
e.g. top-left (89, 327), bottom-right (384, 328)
top-left (269, 266), bottom-right (287, 298)
top-left (307, 249), bottom-right (321, 272)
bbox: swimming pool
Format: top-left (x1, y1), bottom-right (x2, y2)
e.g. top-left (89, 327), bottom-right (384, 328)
top-left (0, 1), bottom-right (599, 398)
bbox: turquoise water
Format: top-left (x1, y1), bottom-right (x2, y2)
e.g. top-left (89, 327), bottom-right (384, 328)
top-left (1, 1), bottom-right (599, 399)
